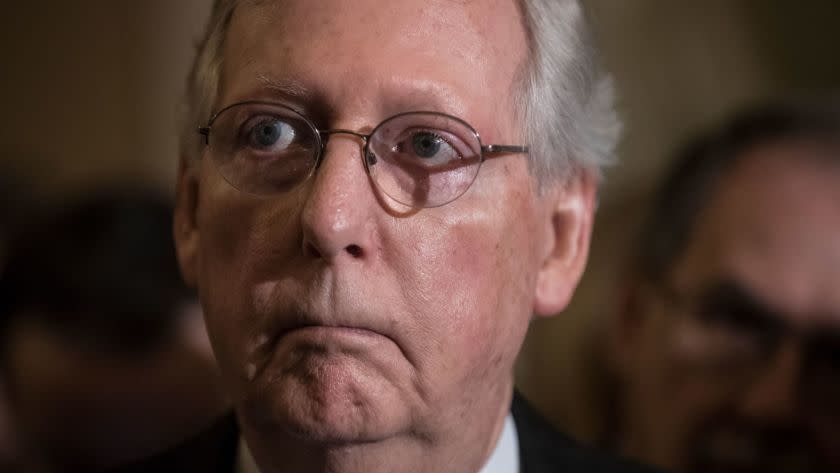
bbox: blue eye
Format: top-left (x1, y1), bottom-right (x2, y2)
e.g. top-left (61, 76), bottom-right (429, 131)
top-left (412, 132), bottom-right (443, 158)
top-left (397, 131), bottom-right (458, 163)
top-left (248, 118), bottom-right (296, 151)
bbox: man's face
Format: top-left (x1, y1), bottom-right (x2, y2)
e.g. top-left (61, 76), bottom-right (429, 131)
top-left (619, 142), bottom-right (840, 473)
top-left (177, 0), bottom-right (592, 445)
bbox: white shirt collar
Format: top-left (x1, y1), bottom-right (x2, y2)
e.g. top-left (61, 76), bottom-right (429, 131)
top-left (479, 412), bottom-right (520, 473)
top-left (236, 435), bottom-right (260, 473)
top-left (236, 413), bottom-right (520, 473)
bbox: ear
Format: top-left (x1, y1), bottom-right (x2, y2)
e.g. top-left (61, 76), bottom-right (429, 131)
top-left (173, 158), bottom-right (201, 288)
top-left (533, 169), bottom-right (598, 317)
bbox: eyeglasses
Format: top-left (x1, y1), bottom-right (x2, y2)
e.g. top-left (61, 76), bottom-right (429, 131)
top-left (198, 101), bottom-right (528, 208)
top-left (662, 283), bottom-right (840, 414)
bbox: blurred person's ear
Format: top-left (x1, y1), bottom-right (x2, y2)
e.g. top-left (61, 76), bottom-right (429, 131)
top-left (533, 170), bottom-right (598, 317)
top-left (174, 159), bottom-right (201, 288)
top-left (606, 273), bottom-right (657, 376)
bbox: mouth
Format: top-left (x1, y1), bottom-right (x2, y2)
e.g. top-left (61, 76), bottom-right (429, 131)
top-left (245, 320), bottom-right (390, 381)
top-left (261, 312), bottom-right (394, 357)
top-left (279, 324), bottom-right (383, 341)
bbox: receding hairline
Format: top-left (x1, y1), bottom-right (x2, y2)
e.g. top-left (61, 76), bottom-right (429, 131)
top-left (213, 0), bottom-right (533, 112)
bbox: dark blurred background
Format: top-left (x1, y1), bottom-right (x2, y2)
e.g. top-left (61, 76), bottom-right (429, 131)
top-left (1, 0), bottom-right (838, 471)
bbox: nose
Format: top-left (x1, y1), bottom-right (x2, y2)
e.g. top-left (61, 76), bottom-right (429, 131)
top-left (300, 133), bottom-right (377, 262)
top-left (739, 340), bottom-right (802, 425)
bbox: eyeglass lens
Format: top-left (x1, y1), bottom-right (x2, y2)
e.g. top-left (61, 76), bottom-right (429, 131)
top-left (670, 293), bottom-right (840, 412)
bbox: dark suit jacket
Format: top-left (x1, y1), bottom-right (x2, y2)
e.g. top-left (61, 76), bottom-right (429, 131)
top-left (114, 392), bottom-right (656, 473)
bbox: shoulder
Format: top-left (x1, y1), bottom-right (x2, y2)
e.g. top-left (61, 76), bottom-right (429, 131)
top-left (512, 392), bottom-right (659, 473)
top-left (110, 413), bottom-right (239, 473)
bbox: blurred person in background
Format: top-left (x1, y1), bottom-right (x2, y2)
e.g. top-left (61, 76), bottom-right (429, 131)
top-left (0, 170), bottom-right (23, 472)
top-left (0, 191), bottom-right (227, 473)
top-left (607, 101), bottom-right (840, 473)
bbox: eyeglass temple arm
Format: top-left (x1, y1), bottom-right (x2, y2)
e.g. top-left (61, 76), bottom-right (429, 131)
top-left (481, 144), bottom-right (529, 155)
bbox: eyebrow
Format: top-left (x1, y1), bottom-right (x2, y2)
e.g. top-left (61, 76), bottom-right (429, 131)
top-left (379, 83), bottom-right (463, 117)
top-left (259, 73), bottom-right (463, 109)
top-left (695, 279), bottom-right (787, 334)
top-left (703, 280), bottom-right (840, 335)
top-left (251, 74), bottom-right (334, 124)
top-left (239, 74), bottom-right (472, 132)
top-left (256, 74), bottom-right (311, 101)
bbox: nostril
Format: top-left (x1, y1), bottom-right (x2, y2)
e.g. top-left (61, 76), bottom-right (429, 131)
top-left (345, 244), bottom-right (363, 258)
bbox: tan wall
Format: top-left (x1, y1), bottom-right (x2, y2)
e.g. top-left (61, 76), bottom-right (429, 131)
top-left (0, 1), bottom-right (210, 202)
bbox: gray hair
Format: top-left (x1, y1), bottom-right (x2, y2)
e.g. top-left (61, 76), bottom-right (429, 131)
top-left (180, 0), bottom-right (619, 183)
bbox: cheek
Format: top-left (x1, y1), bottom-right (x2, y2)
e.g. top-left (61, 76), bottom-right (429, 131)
top-left (386, 194), bottom-right (541, 378)
top-left (636, 316), bottom-right (737, 437)
top-left (195, 174), bottom-right (304, 385)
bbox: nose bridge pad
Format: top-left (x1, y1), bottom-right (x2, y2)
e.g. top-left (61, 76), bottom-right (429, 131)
top-left (318, 129), bottom-right (374, 169)
top-left (365, 147), bottom-right (377, 166)
top-left (366, 152), bottom-right (377, 168)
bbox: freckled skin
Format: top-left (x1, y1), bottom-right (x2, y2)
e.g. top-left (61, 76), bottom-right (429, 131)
top-left (175, 1), bottom-right (596, 472)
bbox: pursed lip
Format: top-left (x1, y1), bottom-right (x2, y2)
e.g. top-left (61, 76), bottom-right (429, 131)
top-left (244, 322), bottom-right (386, 383)
top-left (245, 305), bottom-right (417, 383)
top-left (262, 309), bottom-right (394, 351)
top-left (279, 324), bottom-right (382, 339)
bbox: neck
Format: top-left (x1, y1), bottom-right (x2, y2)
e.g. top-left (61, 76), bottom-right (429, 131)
top-left (239, 385), bottom-right (513, 473)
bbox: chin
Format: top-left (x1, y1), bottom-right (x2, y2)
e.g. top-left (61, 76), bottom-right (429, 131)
top-left (242, 358), bottom-right (410, 444)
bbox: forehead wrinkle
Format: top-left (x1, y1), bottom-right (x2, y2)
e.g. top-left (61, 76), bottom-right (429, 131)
top-left (235, 0), bottom-right (511, 72)
top-left (224, 0), bottom-right (525, 136)
top-left (232, 69), bottom-right (471, 127)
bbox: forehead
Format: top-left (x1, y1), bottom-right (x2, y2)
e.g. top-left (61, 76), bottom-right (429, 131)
top-left (220, 0), bottom-right (527, 125)
top-left (674, 141), bottom-right (840, 327)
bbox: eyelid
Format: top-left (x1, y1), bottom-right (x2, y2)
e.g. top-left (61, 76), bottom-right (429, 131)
top-left (398, 127), bottom-right (473, 157)
top-left (253, 97), bottom-right (331, 128)
top-left (239, 110), bottom-right (310, 134)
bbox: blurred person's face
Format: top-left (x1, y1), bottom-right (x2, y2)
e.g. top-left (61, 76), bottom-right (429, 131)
top-left (615, 141), bottom-right (840, 473)
top-left (2, 302), bottom-right (225, 471)
top-left (174, 0), bottom-right (595, 467)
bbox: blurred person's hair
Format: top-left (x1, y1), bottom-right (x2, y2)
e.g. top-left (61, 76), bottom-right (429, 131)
top-left (636, 98), bottom-right (840, 284)
top-left (0, 163), bottom-right (33, 243)
top-left (0, 191), bottom-right (192, 357)
top-left (0, 175), bottom-right (12, 235)
top-left (179, 0), bottom-right (619, 184)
